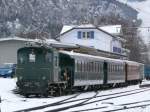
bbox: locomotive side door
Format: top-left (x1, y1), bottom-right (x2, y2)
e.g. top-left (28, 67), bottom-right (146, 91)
top-left (53, 51), bottom-right (59, 82)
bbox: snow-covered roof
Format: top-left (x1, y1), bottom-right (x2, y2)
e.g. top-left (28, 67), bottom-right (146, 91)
top-left (60, 24), bottom-right (125, 42)
top-left (60, 25), bottom-right (74, 34)
top-left (0, 36), bottom-right (35, 42)
top-left (99, 25), bottom-right (122, 35)
top-left (60, 24), bottom-right (96, 34)
top-left (60, 24), bottom-right (122, 35)
top-left (59, 50), bottom-right (125, 63)
top-left (124, 60), bottom-right (143, 66)
top-left (24, 38), bottom-right (78, 49)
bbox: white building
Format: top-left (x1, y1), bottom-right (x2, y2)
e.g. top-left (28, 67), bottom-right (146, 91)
top-left (57, 24), bottom-right (126, 57)
top-left (0, 37), bottom-right (35, 65)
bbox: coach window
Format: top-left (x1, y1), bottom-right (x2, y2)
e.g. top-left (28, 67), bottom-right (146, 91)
top-left (93, 62), bottom-right (95, 72)
top-left (97, 63), bottom-right (100, 73)
top-left (77, 61), bottom-right (79, 72)
top-left (120, 66), bottom-right (121, 71)
top-left (78, 61), bottom-right (81, 72)
top-left (110, 64), bottom-right (111, 72)
top-left (97, 63), bottom-right (99, 73)
top-left (91, 62), bottom-right (94, 72)
top-left (81, 61), bottom-right (82, 72)
top-left (95, 62), bottom-right (97, 73)
top-left (96, 62), bottom-right (97, 73)
top-left (75, 60), bottom-right (77, 72)
top-left (54, 56), bottom-right (58, 66)
top-left (110, 64), bottom-right (113, 72)
top-left (84, 62), bottom-right (86, 72)
top-left (87, 62), bottom-right (89, 72)
top-left (80, 61), bottom-right (82, 72)
top-left (82, 61), bottom-right (85, 72)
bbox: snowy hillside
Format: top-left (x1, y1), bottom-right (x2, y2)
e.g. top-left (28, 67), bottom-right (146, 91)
top-left (117, 0), bottom-right (150, 44)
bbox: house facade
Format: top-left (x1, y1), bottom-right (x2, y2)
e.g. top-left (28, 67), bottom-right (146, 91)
top-left (58, 24), bottom-right (126, 58)
top-left (0, 37), bottom-right (35, 65)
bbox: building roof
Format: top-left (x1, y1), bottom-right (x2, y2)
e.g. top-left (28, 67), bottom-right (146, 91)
top-left (59, 50), bottom-right (125, 63)
top-left (46, 39), bottom-right (78, 48)
top-left (61, 24), bottom-right (122, 35)
top-left (59, 24), bottom-right (125, 42)
top-left (0, 36), bottom-right (35, 42)
top-left (99, 25), bottom-right (122, 35)
top-left (60, 24), bottom-right (96, 34)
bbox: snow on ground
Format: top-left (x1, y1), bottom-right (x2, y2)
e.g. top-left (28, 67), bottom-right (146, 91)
top-left (117, 0), bottom-right (150, 44)
top-left (1, 78), bottom-right (150, 112)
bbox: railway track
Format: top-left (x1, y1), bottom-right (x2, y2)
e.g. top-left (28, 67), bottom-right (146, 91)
top-left (61, 88), bottom-right (150, 112)
top-left (68, 100), bottom-right (150, 112)
top-left (102, 99), bottom-right (150, 112)
top-left (97, 100), bottom-right (150, 112)
top-left (67, 88), bottom-right (150, 112)
top-left (14, 93), bottom-right (81, 112)
top-left (45, 92), bottom-right (99, 112)
top-left (15, 87), bottom-right (150, 112)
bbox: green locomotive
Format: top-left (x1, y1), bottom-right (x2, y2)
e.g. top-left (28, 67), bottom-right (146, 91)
top-left (16, 46), bottom-right (76, 97)
top-left (16, 45), bottom-right (143, 97)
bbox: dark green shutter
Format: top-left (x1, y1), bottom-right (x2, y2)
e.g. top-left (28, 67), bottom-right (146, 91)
top-left (78, 31), bottom-right (81, 39)
top-left (91, 31), bottom-right (94, 39)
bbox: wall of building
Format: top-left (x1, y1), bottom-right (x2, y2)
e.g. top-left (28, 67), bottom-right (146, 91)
top-left (60, 28), bottom-right (122, 53)
top-left (0, 40), bottom-right (26, 65)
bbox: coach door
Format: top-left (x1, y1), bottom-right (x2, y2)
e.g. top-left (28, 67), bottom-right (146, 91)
top-left (103, 61), bottom-right (108, 84)
top-left (53, 51), bottom-right (59, 82)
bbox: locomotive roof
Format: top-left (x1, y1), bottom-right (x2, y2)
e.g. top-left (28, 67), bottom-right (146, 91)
top-left (59, 50), bottom-right (125, 63)
top-left (124, 60), bottom-right (143, 66)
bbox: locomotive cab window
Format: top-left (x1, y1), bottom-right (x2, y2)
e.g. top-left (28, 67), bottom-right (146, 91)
top-left (18, 53), bottom-right (25, 64)
top-left (29, 52), bottom-right (36, 62)
top-left (46, 53), bottom-right (52, 62)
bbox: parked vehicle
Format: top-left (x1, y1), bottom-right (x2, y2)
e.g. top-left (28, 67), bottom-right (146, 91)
top-left (16, 46), bottom-right (144, 97)
top-left (0, 63), bottom-right (16, 78)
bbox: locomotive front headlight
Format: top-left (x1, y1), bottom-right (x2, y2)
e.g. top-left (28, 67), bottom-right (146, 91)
top-left (42, 76), bottom-right (46, 80)
top-left (19, 76), bottom-right (23, 80)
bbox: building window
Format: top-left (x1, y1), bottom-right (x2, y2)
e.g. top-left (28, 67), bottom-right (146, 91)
top-left (77, 31), bottom-right (94, 39)
top-left (113, 46), bottom-right (122, 54)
